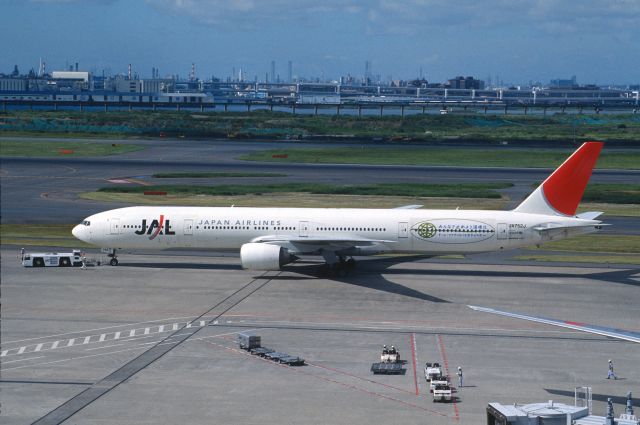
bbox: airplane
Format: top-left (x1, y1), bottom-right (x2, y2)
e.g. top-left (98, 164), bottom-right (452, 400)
top-left (468, 305), bottom-right (640, 344)
top-left (72, 141), bottom-right (605, 273)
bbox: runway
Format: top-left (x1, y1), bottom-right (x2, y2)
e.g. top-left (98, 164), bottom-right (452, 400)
top-left (2, 250), bottom-right (638, 424)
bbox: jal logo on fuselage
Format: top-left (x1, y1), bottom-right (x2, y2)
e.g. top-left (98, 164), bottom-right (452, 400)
top-left (135, 215), bottom-right (175, 240)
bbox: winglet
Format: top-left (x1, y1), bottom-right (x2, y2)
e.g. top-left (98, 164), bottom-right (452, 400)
top-left (514, 142), bottom-right (603, 216)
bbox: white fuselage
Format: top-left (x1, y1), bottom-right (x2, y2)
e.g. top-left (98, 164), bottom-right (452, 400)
top-left (73, 206), bottom-right (600, 255)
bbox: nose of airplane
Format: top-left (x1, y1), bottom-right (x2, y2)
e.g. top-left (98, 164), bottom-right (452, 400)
top-left (72, 224), bottom-right (86, 241)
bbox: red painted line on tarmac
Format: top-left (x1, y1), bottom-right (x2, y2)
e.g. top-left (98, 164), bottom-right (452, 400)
top-left (203, 339), bottom-right (450, 418)
top-left (410, 333), bottom-right (419, 395)
top-left (306, 361), bottom-right (413, 395)
top-left (437, 334), bottom-right (460, 421)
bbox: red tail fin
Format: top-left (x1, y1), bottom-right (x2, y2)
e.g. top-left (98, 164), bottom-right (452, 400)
top-left (515, 142), bottom-right (603, 216)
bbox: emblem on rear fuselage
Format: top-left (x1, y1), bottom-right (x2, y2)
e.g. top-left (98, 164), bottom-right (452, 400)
top-left (412, 219), bottom-right (494, 244)
top-left (417, 222), bottom-right (437, 238)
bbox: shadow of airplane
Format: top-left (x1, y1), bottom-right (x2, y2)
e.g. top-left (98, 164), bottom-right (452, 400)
top-left (122, 262), bottom-right (242, 271)
top-left (544, 388), bottom-right (637, 407)
top-left (117, 255), bottom-right (639, 303)
top-left (375, 263), bottom-right (640, 287)
top-left (279, 259), bottom-right (451, 303)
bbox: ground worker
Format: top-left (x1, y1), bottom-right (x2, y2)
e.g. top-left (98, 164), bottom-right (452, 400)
top-left (20, 247), bottom-right (25, 261)
top-left (457, 366), bottom-right (463, 387)
top-left (382, 345), bottom-right (388, 354)
top-left (607, 359), bottom-right (617, 380)
top-left (81, 253), bottom-right (87, 270)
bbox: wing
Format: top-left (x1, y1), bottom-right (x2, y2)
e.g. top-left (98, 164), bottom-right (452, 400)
top-left (469, 305), bottom-right (640, 344)
top-left (250, 235), bottom-right (396, 255)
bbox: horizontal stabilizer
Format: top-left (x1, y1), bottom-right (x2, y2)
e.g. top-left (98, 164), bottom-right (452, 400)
top-left (394, 204), bottom-right (423, 210)
top-left (532, 223), bottom-right (605, 232)
top-left (576, 211), bottom-right (604, 220)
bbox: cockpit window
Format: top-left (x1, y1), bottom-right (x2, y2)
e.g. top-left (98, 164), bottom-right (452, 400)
top-left (82, 221), bottom-right (91, 226)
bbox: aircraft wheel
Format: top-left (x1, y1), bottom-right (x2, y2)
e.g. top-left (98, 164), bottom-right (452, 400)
top-left (110, 258), bottom-right (119, 266)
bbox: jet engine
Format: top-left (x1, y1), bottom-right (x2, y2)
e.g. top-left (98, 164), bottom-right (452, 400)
top-left (240, 243), bottom-right (296, 270)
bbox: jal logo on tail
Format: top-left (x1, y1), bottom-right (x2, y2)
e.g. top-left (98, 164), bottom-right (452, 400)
top-left (135, 215), bottom-right (176, 240)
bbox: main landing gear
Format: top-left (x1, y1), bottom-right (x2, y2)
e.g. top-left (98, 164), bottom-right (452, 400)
top-left (321, 251), bottom-right (356, 277)
top-left (105, 248), bottom-right (119, 266)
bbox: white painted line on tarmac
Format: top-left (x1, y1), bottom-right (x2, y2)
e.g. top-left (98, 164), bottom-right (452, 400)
top-left (129, 330), bottom-right (136, 337)
top-left (189, 329), bottom-right (259, 342)
top-left (158, 325), bottom-right (165, 333)
top-left (1, 350), bottom-right (8, 357)
top-left (144, 328), bottom-right (150, 335)
top-left (99, 334), bottom-right (106, 342)
top-left (67, 339), bottom-right (75, 347)
top-left (4, 345), bottom-right (155, 371)
top-left (17, 346), bottom-right (26, 355)
top-left (34, 343), bottom-right (43, 352)
top-left (121, 334), bottom-right (161, 343)
top-left (4, 315), bottom-right (199, 344)
top-left (186, 322), bottom-right (192, 328)
top-left (200, 320), bottom-right (206, 327)
top-left (114, 332), bottom-right (121, 340)
top-left (83, 336), bottom-right (91, 344)
top-left (172, 323), bottom-right (179, 331)
top-left (2, 355), bottom-right (45, 364)
top-left (51, 341), bottom-right (60, 349)
top-left (85, 343), bottom-right (124, 351)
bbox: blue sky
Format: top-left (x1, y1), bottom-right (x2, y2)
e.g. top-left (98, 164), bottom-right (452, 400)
top-left (2, 0), bottom-right (639, 85)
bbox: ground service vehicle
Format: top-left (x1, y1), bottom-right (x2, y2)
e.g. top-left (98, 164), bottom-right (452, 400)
top-left (430, 375), bottom-right (450, 393)
top-left (238, 333), bottom-right (261, 350)
top-left (22, 250), bottom-right (82, 267)
top-left (425, 362), bottom-right (442, 381)
top-left (432, 384), bottom-right (453, 402)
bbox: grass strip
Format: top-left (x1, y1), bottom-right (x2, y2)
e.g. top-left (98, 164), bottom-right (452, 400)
top-left (577, 203), bottom-right (640, 217)
top-left (3, 111), bottom-right (640, 142)
top-left (529, 235), bottom-right (640, 254)
top-left (0, 224), bottom-right (92, 249)
top-left (152, 172), bottom-right (287, 178)
top-left (80, 192), bottom-right (510, 209)
top-left (0, 139), bottom-right (143, 157)
top-left (583, 184), bottom-right (640, 204)
top-left (238, 147), bottom-right (640, 169)
top-left (97, 182), bottom-right (512, 198)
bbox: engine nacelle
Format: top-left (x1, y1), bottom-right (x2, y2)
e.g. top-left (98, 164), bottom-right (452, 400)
top-left (240, 243), bottom-right (295, 270)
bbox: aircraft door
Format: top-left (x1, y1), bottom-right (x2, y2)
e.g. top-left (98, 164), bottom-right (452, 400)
top-left (184, 219), bottom-right (194, 236)
top-left (398, 222), bottom-right (409, 238)
top-left (299, 221), bottom-right (309, 238)
top-left (497, 223), bottom-right (508, 240)
top-left (109, 218), bottom-right (120, 235)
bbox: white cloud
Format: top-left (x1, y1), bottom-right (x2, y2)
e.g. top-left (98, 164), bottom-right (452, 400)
top-left (144, 0), bottom-right (640, 37)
